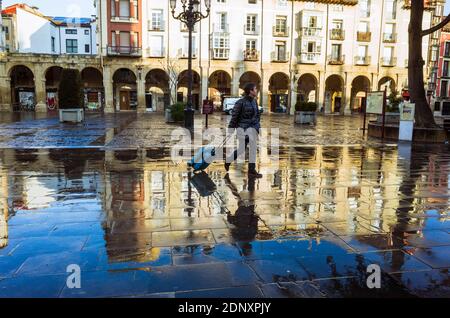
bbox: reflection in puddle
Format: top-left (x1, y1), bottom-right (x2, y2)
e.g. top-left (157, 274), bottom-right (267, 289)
top-left (0, 144), bottom-right (449, 296)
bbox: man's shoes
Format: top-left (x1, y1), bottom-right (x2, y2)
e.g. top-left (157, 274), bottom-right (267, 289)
top-left (248, 170), bottom-right (262, 178)
top-left (224, 162), bottom-right (231, 172)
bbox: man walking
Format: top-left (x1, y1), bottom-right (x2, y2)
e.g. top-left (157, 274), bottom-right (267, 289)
top-left (225, 83), bottom-right (262, 178)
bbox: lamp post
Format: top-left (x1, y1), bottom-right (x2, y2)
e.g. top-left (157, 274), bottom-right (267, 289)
top-left (170, 0), bottom-right (210, 129)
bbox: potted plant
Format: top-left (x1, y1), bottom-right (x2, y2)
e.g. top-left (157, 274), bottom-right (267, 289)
top-left (168, 102), bottom-right (186, 123)
top-left (294, 101), bottom-right (318, 124)
top-left (58, 68), bottom-right (84, 123)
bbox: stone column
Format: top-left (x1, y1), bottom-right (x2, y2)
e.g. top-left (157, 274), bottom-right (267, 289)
top-left (261, 70), bottom-right (270, 112)
top-left (0, 76), bottom-right (11, 111)
top-left (231, 67), bottom-right (240, 96)
top-left (318, 71), bottom-right (326, 112)
top-left (137, 77), bottom-right (146, 113)
top-left (201, 73), bottom-right (208, 109)
top-left (289, 74), bottom-right (296, 115)
top-left (103, 67), bottom-right (114, 113)
top-left (34, 76), bottom-right (47, 113)
top-left (343, 80), bottom-right (352, 115)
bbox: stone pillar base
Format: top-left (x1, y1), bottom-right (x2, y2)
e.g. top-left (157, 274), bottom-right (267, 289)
top-left (35, 102), bottom-right (47, 113)
top-left (0, 104), bottom-right (11, 112)
top-left (104, 107), bottom-right (115, 113)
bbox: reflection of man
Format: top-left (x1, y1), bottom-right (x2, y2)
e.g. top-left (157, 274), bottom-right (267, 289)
top-left (225, 83), bottom-right (262, 178)
top-left (224, 174), bottom-right (258, 255)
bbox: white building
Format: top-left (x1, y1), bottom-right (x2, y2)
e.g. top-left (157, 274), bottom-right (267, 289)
top-left (95, 0), bottom-right (438, 114)
top-left (1, 4), bottom-right (97, 55)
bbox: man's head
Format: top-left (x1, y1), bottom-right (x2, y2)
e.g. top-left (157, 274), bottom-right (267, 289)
top-left (244, 83), bottom-right (258, 98)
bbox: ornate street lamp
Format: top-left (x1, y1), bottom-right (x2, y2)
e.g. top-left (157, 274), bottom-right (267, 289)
top-left (170, 0), bottom-right (210, 129)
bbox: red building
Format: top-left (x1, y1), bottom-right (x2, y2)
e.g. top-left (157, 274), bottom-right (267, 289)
top-left (434, 23), bottom-right (450, 116)
top-left (107, 0), bottom-right (142, 56)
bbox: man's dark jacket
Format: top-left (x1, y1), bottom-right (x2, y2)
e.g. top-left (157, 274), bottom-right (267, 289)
top-left (228, 95), bottom-right (260, 130)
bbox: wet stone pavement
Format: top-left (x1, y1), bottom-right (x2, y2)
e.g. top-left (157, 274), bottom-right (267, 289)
top-left (0, 112), bottom-right (449, 298)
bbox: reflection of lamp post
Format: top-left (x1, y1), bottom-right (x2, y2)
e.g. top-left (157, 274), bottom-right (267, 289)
top-left (170, 0), bottom-right (210, 129)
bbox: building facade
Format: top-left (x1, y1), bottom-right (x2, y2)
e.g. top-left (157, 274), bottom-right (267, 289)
top-left (1, 4), bottom-right (97, 55)
top-left (95, 0), bottom-right (435, 114)
top-left (0, 0), bottom-right (442, 114)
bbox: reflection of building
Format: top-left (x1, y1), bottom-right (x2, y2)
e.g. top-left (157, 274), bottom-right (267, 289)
top-left (434, 22), bottom-right (450, 116)
top-left (0, 165), bottom-right (8, 248)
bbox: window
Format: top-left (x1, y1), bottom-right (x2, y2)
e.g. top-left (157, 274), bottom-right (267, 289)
top-left (431, 46), bottom-right (438, 62)
top-left (332, 20), bottom-right (343, 30)
top-left (275, 16), bottom-right (287, 34)
top-left (246, 39), bottom-right (257, 50)
top-left (111, 32), bottom-right (116, 47)
top-left (275, 41), bottom-right (286, 60)
top-left (357, 45), bottom-right (368, 61)
top-left (277, 0), bottom-right (287, 6)
top-left (66, 29), bottom-right (77, 34)
top-left (151, 10), bottom-right (164, 30)
top-left (51, 37), bottom-right (56, 52)
top-left (133, 1), bottom-right (138, 19)
top-left (149, 35), bottom-right (163, 56)
top-left (212, 34), bottom-right (229, 59)
top-left (308, 16), bottom-right (317, 28)
top-left (219, 13), bottom-right (227, 31)
top-left (307, 42), bottom-right (315, 53)
top-left (85, 29), bottom-right (90, 35)
top-left (66, 39), bottom-right (78, 53)
top-left (119, 0), bottom-right (130, 18)
top-left (85, 44), bottom-right (90, 53)
top-left (120, 31), bottom-right (130, 49)
top-left (246, 15), bottom-right (257, 32)
top-left (385, 0), bottom-right (397, 19)
top-left (111, 0), bottom-right (116, 17)
top-left (443, 60), bottom-right (450, 77)
top-left (441, 80), bottom-right (448, 97)
top-left (383, 46), bottom-right (394, 63)
top-left (358, 21), bottom-right (369, 32)
top-left (331, 44), bottom-right (341, 59)
top-left (445, 42), bottom-right (450, 56)
top-left (183, 36), bottom-right (196, 57)
top-left (360, 0), bottom-right (370, 17)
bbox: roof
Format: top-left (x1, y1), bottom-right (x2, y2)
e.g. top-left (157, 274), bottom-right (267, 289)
top-left (2, 4), bottom-right (93, 27)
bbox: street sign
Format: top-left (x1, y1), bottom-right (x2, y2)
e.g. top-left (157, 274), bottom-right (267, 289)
top-left (400, 102), bottom-right (415, 121)
top-left (203, 100), bottom-right (214, 115)
top-left (366, 91), bottom-right (384, 114)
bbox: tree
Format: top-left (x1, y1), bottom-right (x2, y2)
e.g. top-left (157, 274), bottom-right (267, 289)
top-left (409, 0), bottom-right (450, 127)
top-left (160, 58), bottom-right (190, 105)
top-left (58, 68), bottom-right (84, 109)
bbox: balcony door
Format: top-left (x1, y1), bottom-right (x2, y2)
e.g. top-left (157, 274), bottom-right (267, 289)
top-left (331, 44), bottom-right (341, 60)
top-left (119, 32), bottom-right (130, 53)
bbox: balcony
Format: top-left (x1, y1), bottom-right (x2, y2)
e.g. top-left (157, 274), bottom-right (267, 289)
top-left (328, 54), bottom-right (345, 65)
top-left (330, 29), bottom-right (345, 40)
top-left (181, 23), bottom-right (198, 32)
top-left (380, 57), bottom-right (397, 66)
top-left (107, 46), bottom-right (142, 57)
top-left (300, 27), bottom-right (322, 37)
top-left (273, 26), bottom-right (289, 37)
top-left (178, 49), bottom-right (197, 59)
top-left (212, 49), bottom-right (229, 60)
top-left (298, 52), bottom-right (319, 64)
top-left (243, 49), bottom-right (259, 61)
top-left (111, 15), bottom-right (137, 23)
top-left (244, 24), bottom-right (260, 35)
top-left (271, 51), bottom-right (289, 62)
top-left (354, 56), bottom-right (371, 65)
top-left (357, 31), bottom-right (371, 42)
top-left (148, 21), bottom-right (165, 32)
top-left (383, 33), bottom-right (397, 43)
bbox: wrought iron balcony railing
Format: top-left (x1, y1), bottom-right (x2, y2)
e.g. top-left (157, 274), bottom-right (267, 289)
top-left (328, 54), bottom-right (345, 65)
top-left (271, 51), bottom-right (289, 62)
top-left (383, 33), bottom-right (397, 43)
top-left (357, 31), bottom-right (372, 42)
top-left (107, 46), bottom-right (142, 57)
top-left (354, 56), bottom-right (371, 65)
top-left (273, 26), bottom-right (289, 37)
top-left (380, 57), bottom-right (397, 66)
top-left (243, 49), bottom-right (259, 61)
top-left (330, 29), bottom-right (345, 40)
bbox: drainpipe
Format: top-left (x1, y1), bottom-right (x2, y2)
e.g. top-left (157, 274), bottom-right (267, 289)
top-left (260, 0), bottom-right (264, 110)
top-left (288, 0), bottom-right (295, 114)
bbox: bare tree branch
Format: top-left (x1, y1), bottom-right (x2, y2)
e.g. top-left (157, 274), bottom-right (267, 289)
top-left (422, 14), bottom-right (450, 36)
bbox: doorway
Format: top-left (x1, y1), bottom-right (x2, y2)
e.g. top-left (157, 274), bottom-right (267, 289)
top-left (120, 91), bottom-right (130, 110)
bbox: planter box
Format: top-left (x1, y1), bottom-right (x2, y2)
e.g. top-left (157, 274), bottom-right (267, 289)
top-left (295, 111), bottom-right (316, 124)
top-left (165, 109), bottom-right (175, 123)
top-left (376, 112), bottom-right (400, 124)
top-left (59, 108), bottom-right (84, 123)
